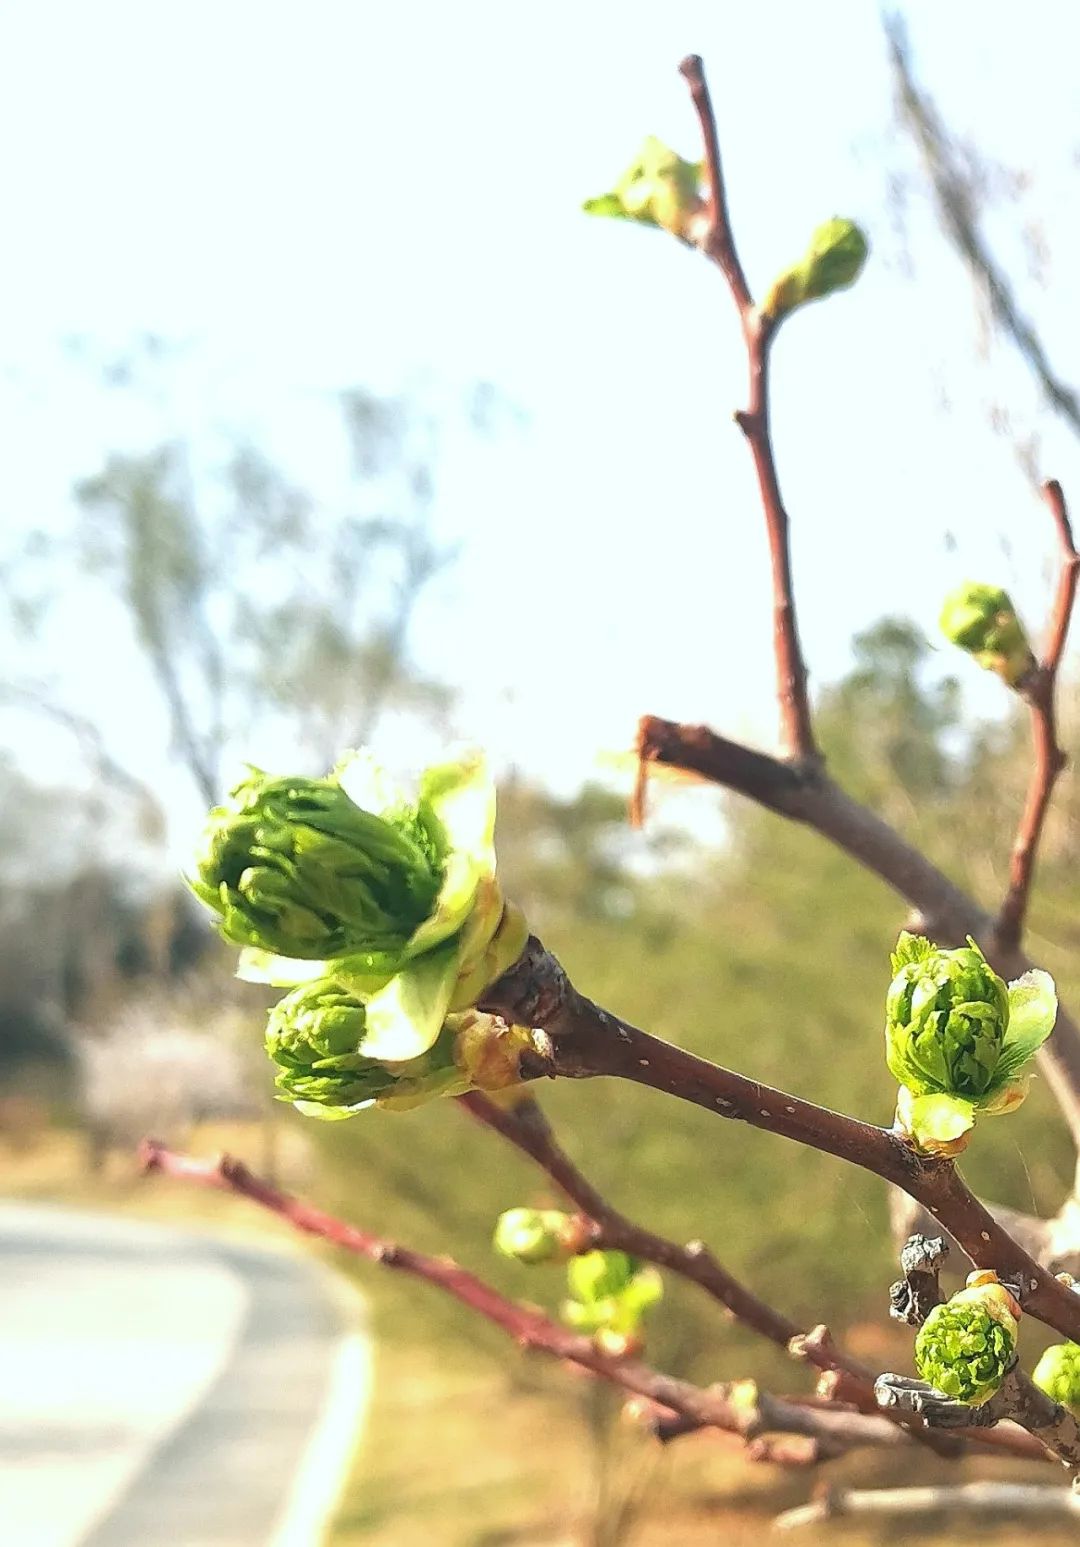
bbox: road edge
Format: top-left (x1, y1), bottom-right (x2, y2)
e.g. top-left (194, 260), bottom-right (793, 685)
top-left (268, 1269), bottom-right (373, 1547)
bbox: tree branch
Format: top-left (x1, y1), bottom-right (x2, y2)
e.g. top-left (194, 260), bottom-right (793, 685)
top-left (774, 1480), bottom-right (1080, 1532)
top-left (461, 1093), bottom-right (1067, 1461)
top-left (138, 1140), bottom-right (910, 1458)
top-left (678, 55), bottom-right (752, 309)
top-left (678, 54), bottom-right (817, 764)
top-left (479, 939), bottom-right (1080, 1343)
top-left (997, 479), bottom-right (1080, 948)
top-left (461, 1093), bottom-right (868, 1384)
top-left (876, 1367), bottom-right (1080, 1473)
top-left (635, 712), bottom-right (1080, 1149)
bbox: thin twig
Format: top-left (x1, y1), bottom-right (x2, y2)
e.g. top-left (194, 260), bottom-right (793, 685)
top-left (463, 1097), bottom-right (872, 1384)
top-left (461, 1092), bottom-right (821, 1358)
top-left (138, 1140), bottom-right (910, 1458)
top-left (997, 479), bottom-right (1080, 949)
top-left (677, 55), bottom-right (752, 308)
top-left (461, 1094), bottom-right (1063, 1461)
top-left (675, 54), bottom-right (817, 765)
top-left (479, 938), bottom-right (1080, 1343)
top-left (774, 1480), bottom-right (1080, 1532)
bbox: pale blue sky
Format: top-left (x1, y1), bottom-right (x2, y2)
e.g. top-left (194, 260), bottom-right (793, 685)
top-left (1, 2), bottom-right (1078, 842)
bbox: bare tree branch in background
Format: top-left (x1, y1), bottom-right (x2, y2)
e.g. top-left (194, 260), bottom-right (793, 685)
top-left (885, 14), bottom-right (1080, 444)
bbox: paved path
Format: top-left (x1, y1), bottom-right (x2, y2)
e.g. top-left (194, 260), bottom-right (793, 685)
top-left (0, 1203), bottom-right (370, 1547)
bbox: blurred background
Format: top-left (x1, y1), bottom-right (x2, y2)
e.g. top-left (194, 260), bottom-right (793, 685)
top-left (3, 2), bottom-right (1080, 1543)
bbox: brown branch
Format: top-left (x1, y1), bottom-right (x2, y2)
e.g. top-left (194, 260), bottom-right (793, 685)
top-left (461, 1092), bottom-right (814, 1359)
top-left (479, 939), bottom-right (1080, 1344)
top-left (997, 480), bottom-right (1080, 949)
top-left (1040, 480), bottom-right (1080, 676)
top-left (138, 1140), bottom-right (909, 1458)
top-left (774, 1480), bottom-right (1080, 1532)
top-left (461, 1093), bottom-right (1067, 1462)
top-left (677, 54), bottom-right (817, 764)
top-left (635, 712), bottom-right (1080, 1147)
top-left (462, 1095), bottom-right (872, 1387)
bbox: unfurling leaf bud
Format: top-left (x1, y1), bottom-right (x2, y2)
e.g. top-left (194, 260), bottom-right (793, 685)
top-left (913, 1281), bottom-right (1019, 1405)
top-left (265, 980), bottom-right (533, 1119)
top-left (561, 1250), bottom-right (664, 1346)
top-left (940, 583), bottom-right (1036, 687)
top-left (493, 1208), bottom-right (588, 1265)
top-left (1032, 1342), bottom-right (1080, 1414)
top-left (583, 137), bottom-right (705, 244)
top-left (190, 769), bottom-right (441, 962)
top-left (885, 931), bottom-right (1056, 1154)
top-left (195, 751), bottom-right (529, 1065)
top-left (760, 218), bottom-right (868, 323)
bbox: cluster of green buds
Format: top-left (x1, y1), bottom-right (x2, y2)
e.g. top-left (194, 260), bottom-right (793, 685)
top-left (939, 583), bottom-right (1036, 688)
top-left (885, 931), bottom-right (1056, 1155)
top-left (1033, 1341), bottom-right (1080, 1414)
top-left (267, 989), bottom-right (531, 1117)
top-left (191, 751), bottom-right (532, 1117)
top-left (493, 1207), bottom-right (592, 1265)
top-left (583, 136), bottom-right (706, 244)
top-left (759, 218), bottom-right (869, 325)
top-left (561, 1249), bottom-right (664, 1356)
top-left (913, 1272), bottom-right (1021, 1406)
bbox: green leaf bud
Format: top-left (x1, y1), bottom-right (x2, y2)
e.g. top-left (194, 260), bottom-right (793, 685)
top-left (913, 1282), bottom-right (1019, 1405)
top-left (561, 1250), bottom-right (664, 1343)
top-left (493, 1208), bottom-right (587, 1265)
top-left (886, 932), bottom-right (1055, 1152)
top-left (567, 1248), bottom-right (638, 1304)
top-left (1032, 1342), bottom-right (1080, 1414)
top-left (886, 935), bottom-right (1009, 1100)
top-left (265, 981), bottom-right (533, 1120)
top-left (760, 217), bottom-right (868, 323)
top-left (583, 137), bottom-right (706, 244)
top-left (940, 582), bottom-right (1036, 687)
top-left (191, 769), bottom-right (441, 962)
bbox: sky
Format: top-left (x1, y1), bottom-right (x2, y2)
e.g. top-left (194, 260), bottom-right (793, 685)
top-left (1, 1), bottom-right (1079, 849)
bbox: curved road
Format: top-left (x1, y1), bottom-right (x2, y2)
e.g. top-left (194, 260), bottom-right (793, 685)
top-left (0, 1203), bottom-right (370, 1547)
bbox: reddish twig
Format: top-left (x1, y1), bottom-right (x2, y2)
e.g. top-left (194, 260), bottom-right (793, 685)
top-left (678, 54), bottom-right (752, 309)
top-left (479, 938), bottom-right (1080, 1344)
top-left (1039, 480), bottom-right (1080, 677)
top-left (676, 54), bottom-right (817, 766)
top-left (635, 712), bottom-right (1080, 1148)
top-left (462, 1094), bottom-right (868, 1387)
top-left (462, 1092), bottom-right (810, 1352)
top-left (997, 479), bottom-right (1080, 949)
top-left (138, 1140), bottom-right (909, 1457)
